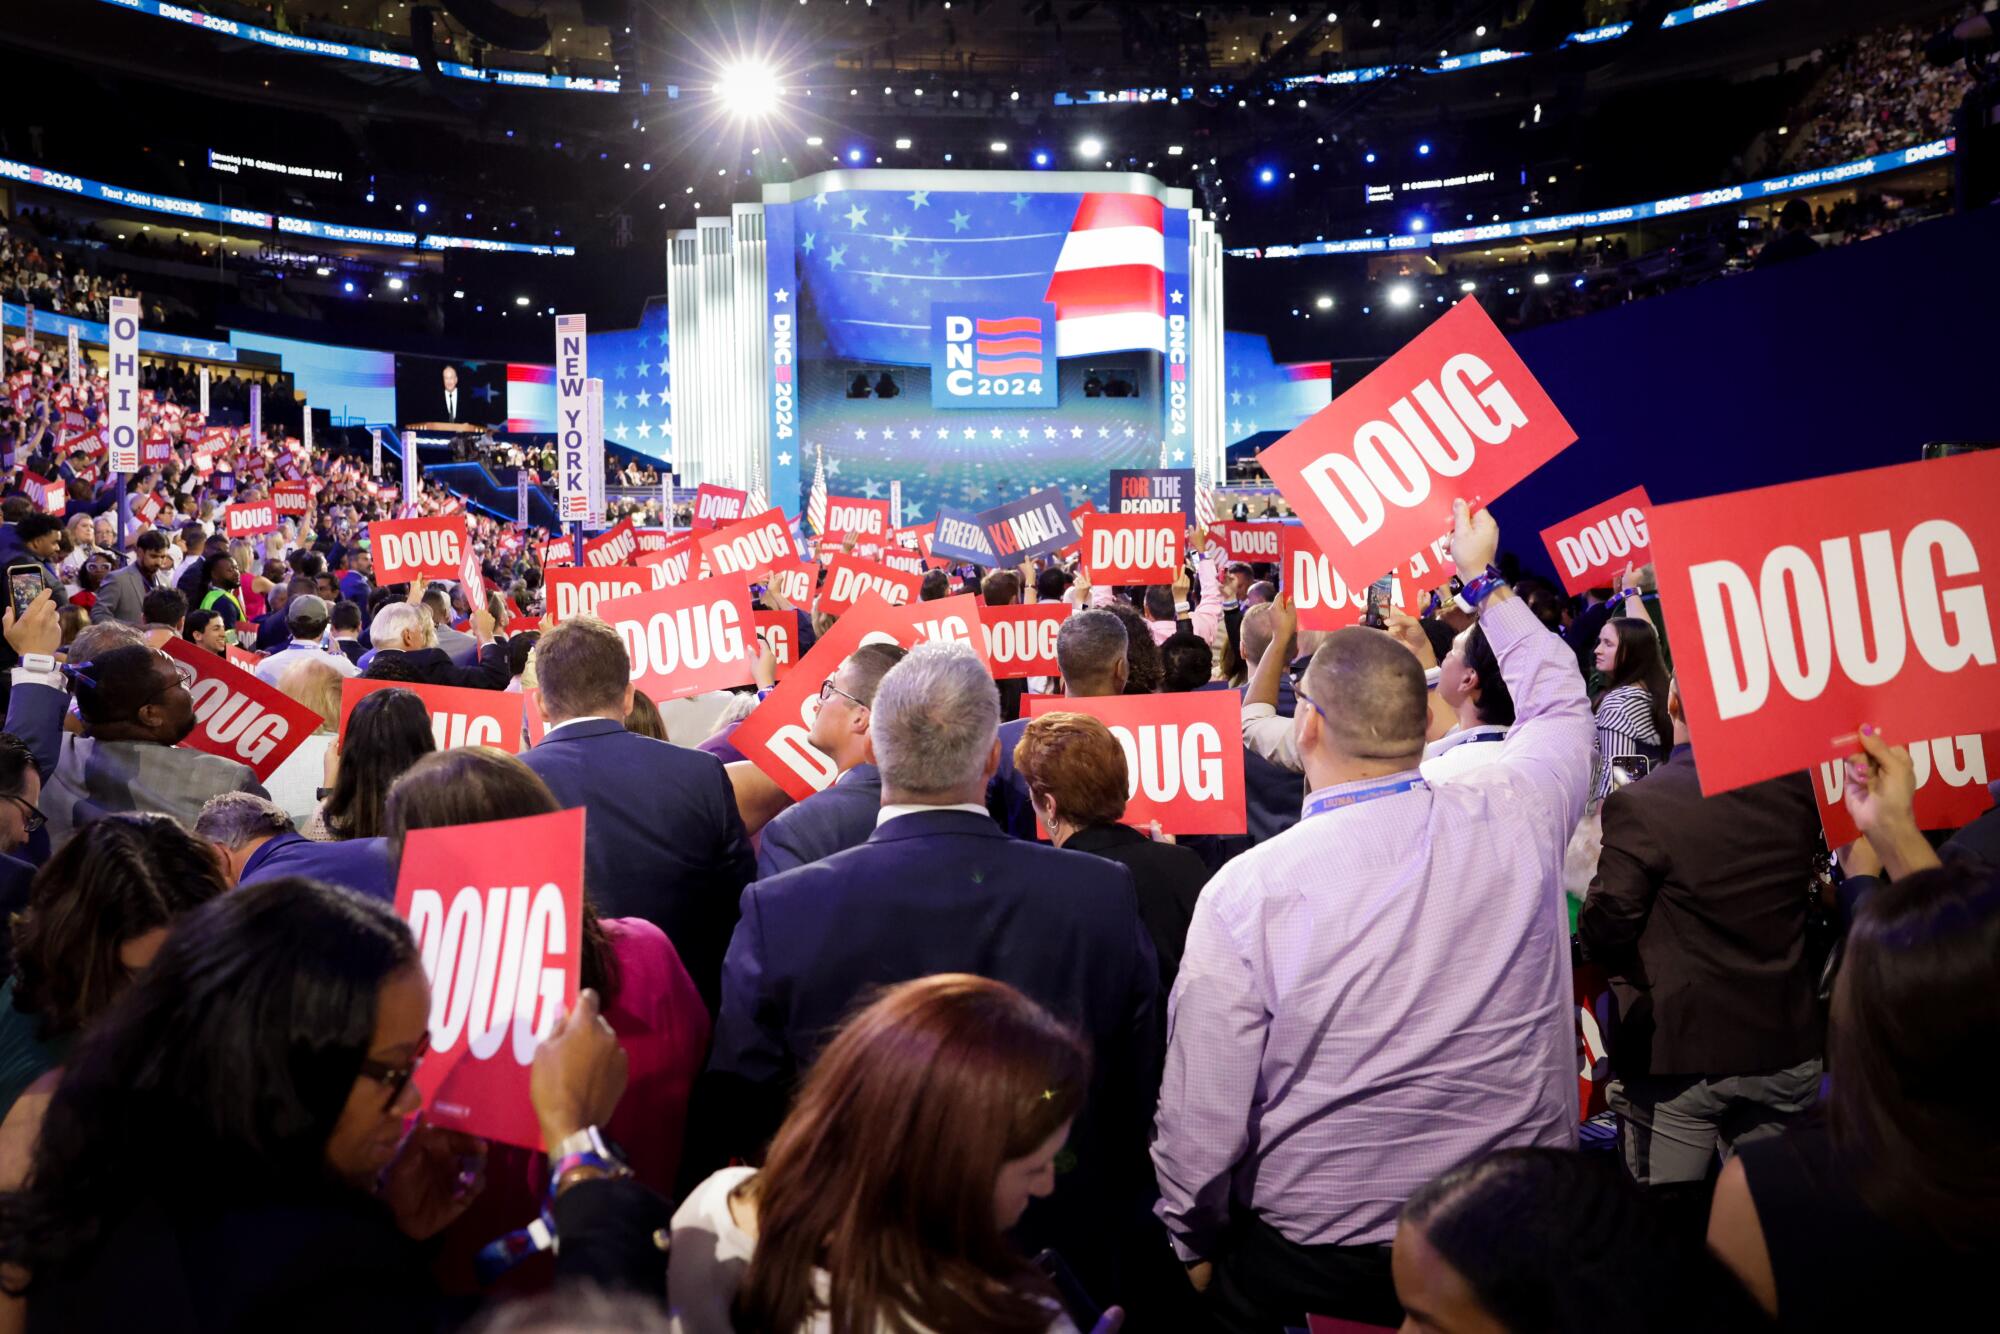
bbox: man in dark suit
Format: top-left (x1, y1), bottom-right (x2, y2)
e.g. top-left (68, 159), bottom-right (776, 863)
top-left (988, 608), bottom-right (1128, 838)
top-left (706, 642), bottom-right (1161, 1300)
top-left (521, 615), bottom-right (756, 1009)
top-left (438, 364), bottom-right (468, 423)
top-left (1580, 678), bottom-right (1824, 1206)
top-left (195, 793), bottom-right (395, 902)
top-left (363, 598), bottom-right (508, 690)
top-left (755, 642), bottom-right (905, 877)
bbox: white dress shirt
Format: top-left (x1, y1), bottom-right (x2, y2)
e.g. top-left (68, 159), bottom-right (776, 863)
top-left (875, 801), bottom-right (988, 827)
top-left (1153, 596), bottom-right (1590, 1258)
top-left (1418, 723), bottom-right (1510, 785)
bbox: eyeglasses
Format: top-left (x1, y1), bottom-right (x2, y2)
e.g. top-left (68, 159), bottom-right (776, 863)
top-left (1291, 674), bottom-right (1332, 728)
top-left (817, 678), bottom-right (866, 709)
top-left (1, 794), bottom-right (43, 835)
top-left (357, 1032), bottom-right (431, 1110)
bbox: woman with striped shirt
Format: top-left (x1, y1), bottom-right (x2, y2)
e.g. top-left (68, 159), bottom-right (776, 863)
top-left (1590, 612), bottom-right (1671, 802)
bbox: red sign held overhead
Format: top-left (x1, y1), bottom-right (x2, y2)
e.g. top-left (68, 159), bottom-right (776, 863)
top-left (272, 481), bottom-right (313, 516)
top-left (1259, 296), bottom-right (1577, 593)
top-left (765, 562), bottom-right (815, 607)
top-left (635, 545), bottom-right (689, 591)
top-left (905, 594), bottom-right (990, 665)
top-left (1813, 731), bottom-right (1995, 848)
top-left (1280, 525), bottom-right (1413, 631)
top-left (591, 574), bottom-right (759, 703)
top-left (734, 595), bottom-right (982, 801)
top-left (544, 566), bottom-right (648, 623)
top-left (226, 501), bottom-right (280, 539)
top-left (1024, 692), bottom-right (1247, 835)
top-left (20, 475), bottom-right (64, 517)
top-left (633, 528), bottom-right (672, 554)
top-left (697, 507), bottom-right (800, 580)
top-left (160, 637), bottom-right (326, 782)
top-left (339, 678), bottom-right (527, 754)
top-left (823, 495), bottom-right (891, 543)
top-left (395, 807), bottom-right (584, 1151)
top-left (691, 483), bottom-right (749, 530)
top-left (1081, 513), bottom-right (1182, 586)
top-left (371, 516), bottom-right (469, 584)
top-left (819, 554), bottom-right (921, 616)
top-left (1650, 450), bottom-right (2000, 796)
top-left (582, 517), bottom-right (640, 568)
top-left (1539, 486), bottom-right (1653, 596)
top-left (1210, 521), bottom-right (1287, 564)
top-left (980, 603), bottom-right (1070, 679)
top-left (753, 609), bottom-right (798, 680)
top-left (224, 645), bottom-right (265, 673)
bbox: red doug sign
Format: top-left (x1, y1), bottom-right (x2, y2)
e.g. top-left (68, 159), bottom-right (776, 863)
top-left (272, 481), bottom-right (312, 516)
top-left (691, 483), bottom-right (749, 529)
top-left (981, 603), bottom-right (1070, 679)
top-left (1651, 450), bottom-right (2000, 795)
top-left (1024, 691), bottom-right (1247, 834)
top-left (339, 678), bottom-right (527, 753)
top-left (1211, 521), bottom-right (1287, 564)
top-left (371, 516), bottom-right (469, 584)
top-left (1540, 486), bottom-right (1653, 595)
top-left (226, 501), bottom-right (280, 539)
top-left (545, 566), bottom-right (647, 623)
top-left (395, 807), bottom-right (583, 1151)
top-left (582, 517), bottom-right (639, 568)
top-left (1813, 732), bottom-right (1995, 847)
top-left (823, 495), bottom-right (891, 543)
top-left (697, 507), bottom-right (800, 580)
top-left (591, 574), bottom-right (759, 702)
top-left (753, 609), bottom-right (798, 680)
top-left (1259, 296), bottom-right (1575, 592)
top-left (161, 638), bottom-right (325, 782)
top-left (819, 554), bottom-right (920, 615)
top-left (1281, 526), bottom-right (1410, 631)
top-left (1081, 513), bottom-right (1182, 586)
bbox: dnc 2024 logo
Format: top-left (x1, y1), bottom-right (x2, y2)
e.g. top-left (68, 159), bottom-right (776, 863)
top-left (930, 302), bottom-right (1058, 409)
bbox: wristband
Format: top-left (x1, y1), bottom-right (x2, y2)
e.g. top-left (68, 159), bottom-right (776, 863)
top-left (1459, 566), bottom-right (1508, 607)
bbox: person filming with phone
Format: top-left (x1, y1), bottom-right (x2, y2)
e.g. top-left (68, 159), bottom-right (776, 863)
top-left (1578, 675), bottom-right (1825, 1229)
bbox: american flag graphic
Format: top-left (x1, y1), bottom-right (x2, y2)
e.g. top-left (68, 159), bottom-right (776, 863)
top-left (1043, 193), bottom-right (1166, 358)
top-left (972, 316), bottom-right (1045, 375)
top-left (805, 444), bottom-right (829, 536)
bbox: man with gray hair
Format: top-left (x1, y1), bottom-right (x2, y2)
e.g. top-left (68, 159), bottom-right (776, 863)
top-left (987, 607), bottom-right (1129, 837)
top-left (194, 792), bottom-right (395, 900)
top-left (253, 594), bottom-right (360, 687)
top-left (362, 588), bottom-right (506, 689)
top-left (704, 640), bottom-right (1162, 1299)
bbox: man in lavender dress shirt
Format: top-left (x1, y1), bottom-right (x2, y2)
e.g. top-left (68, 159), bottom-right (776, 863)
top-left (1152, 502), bottom-right (1592, 1330)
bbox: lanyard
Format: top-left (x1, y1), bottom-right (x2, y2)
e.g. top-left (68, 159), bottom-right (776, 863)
top-left (1302, 774), bottom-right (1426, 820)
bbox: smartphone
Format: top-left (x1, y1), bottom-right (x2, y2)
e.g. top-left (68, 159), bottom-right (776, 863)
top-left (1920, 440), bottom-right (1999, 460)
top-left (1608, 755), bottom-right (1652, 789)
top-left (1032, 1250), bottom-right (1104, 1330)
top-left (7, 565), bottom-right (46, 622)
top-left (1363, 573), bottom-right (1395, 628)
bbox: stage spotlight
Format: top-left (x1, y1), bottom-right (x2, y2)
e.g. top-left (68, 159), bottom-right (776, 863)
top-left (453, 289), bottom-right (466, 298)
top-left (894, 137), bottom-right (912, 149)
top-left (1258, 167), bottom-right (1275, 184)
top-left (1167, 145), bottom-right (1184, 156)
top-left (1408, 216), bottom-right (1426, 233)
top-left (1387, 284), bottom-right (1413, 307)
top-left (1034, 150), bottom-right (1050, 166)
top-left (365, 191), bottom-right (376, 203)
top-left (847, 147), bottom-right (865, 162)
top-left (515, 295), bottom-right (531, 306)
top-left (806, 135), bottom-right (823, 145)
top-left (1417, 142), bottom-right (1431, 156)
top-left (1364, 152), bottom-right (1376, 164)
top-left (714, 59), bottom-right (781, 118)
top-left (1533, 272), bottom-right (1550, 285)
top-left (342, 281), bottom-right (355, 293)
top-left (388, 277), bottom-right (405, 291)
top-left (990, 141), bottom-right (1009, 153)
top-left (1314, 295), bottom-right (1333, 310)
top-left (1078, 137), bottom-right (1103, 158)
top-left (1459, 281), bottom-right (1475, 293)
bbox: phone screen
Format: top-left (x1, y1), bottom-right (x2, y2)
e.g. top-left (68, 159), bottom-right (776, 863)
top-left (8, 568), bottom-right (45, 623)
top-left (1608, 755), bottom-right (1651, 790)
top-left (1363, 573), bottom-right (1394, 628)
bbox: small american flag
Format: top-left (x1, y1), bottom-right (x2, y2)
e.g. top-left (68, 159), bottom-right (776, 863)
top-left (805, 444), bottom-right (829, 537)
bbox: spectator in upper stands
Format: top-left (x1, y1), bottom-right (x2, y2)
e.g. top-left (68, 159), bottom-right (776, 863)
top-left (1013, 711), bottom-right (1210, 994)
top-left (363, 600), bottom-right (506, 689)
top-left (1757, 198), bottom-right (1822, 267)
top-left (1581, 677), bottom-right (1823, 1223)
top-left (90, 530), bottom-right (174, 627)
top-left (1710, 738), bottom-right (1999, 1324)
top-left (1154, 504), bottom-right (1588, 1330)
top-left (702, 642), bottom-right (1159, 1300)
top-left (755, 642), bottom-right (906, 878)
top-left (307, 686), bottom-right (433, 843)
top-left (520, 615), bottom-right (755, 1010)
top-left (989, 608), bottom-right (1128, 839)
top-left (4, 598), bottom-right (265, 843)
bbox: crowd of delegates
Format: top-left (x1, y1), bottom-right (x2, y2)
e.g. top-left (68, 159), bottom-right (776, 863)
top-left (1784, 20), bottom-right (1968, 172)
top-left (0, 221), bottom-right (125, 326)
top-left (0, 328), bottom-right (1987, 1330)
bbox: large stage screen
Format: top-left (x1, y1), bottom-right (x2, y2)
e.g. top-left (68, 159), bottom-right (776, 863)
top-left (763, 175), bottom-right (1191, 521)
top-left (393, 353), bottom-right (510, 429)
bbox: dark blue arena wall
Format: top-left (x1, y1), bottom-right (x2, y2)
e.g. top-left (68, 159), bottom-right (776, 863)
top-left (1491, 206), bottom-right (1997, 580)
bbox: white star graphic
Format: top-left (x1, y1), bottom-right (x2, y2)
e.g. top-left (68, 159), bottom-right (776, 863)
top-left (1123, 426), bottom-right (1136, 438)
top-left (1230, 418), bottom-right (1244, 436)
top-left (613, 392), bottom-right (629, 410)
top-left (776, 452), bottom-right (792, 467)
top-left (811, 193), bottom-right (830, 211)
top-left (801, 232), bottom-right (817, 254)
top-left (1230, 390), bottom-right (1242, 405)
top-left (1070, 426), bottom-right (1084, 439)
top-left (843, 204), bottom-right (869, 228)
top-left (1043, 426), bottom-right (1058, 440)
top-left (963, 427), bottom-right (977, 440)
top-left (887, 227), bottom-right (911, 253)
top-left (827, 245), bottom-right (847, 268)
top-left (827, 458), bottom-right (842, 477)
top-left (905, 499), bottom-right (927, 519)
top-left (657, 359), bottom-right (670, 377)
top-left (614, 364), bottom-right (628, 380)
top-left (989, 427), bottom-right (1004, 440)
top-left (1016, 428), bottom-right (1029, 440)
top-left (1097, 427), bottom-right (1111, 439)
top-left (882, 428), bottom-right (897, 440)
top-left (636, 389), bottom-right (652, 407)
top-left (636, 421), bottom-right (653, 439)
top-left (906, 189), bottom-right (931, 209)
top-left (614, 424), bottom-right (629, 440)
top-left (860, 478), bottom-right (884, 499)
top-left (1172, 449), bottom-right (1186, 463)
top-left (657, 418), bottom-right (670, 437)
top-left (853, 428), bottom-right (868, 441)
top-left (1170, 289), bottom-right (1185, 305)
top-left (774, 288), bottom-right (790, 304)
top-left (949, 210), bottom-right (971, 233)
top-left (935, 428), bottom-right (950, 440)
top-left (1247, 392), bottom-right (1259, 406)
top-left (1065, 483), bottom-right (1092, 506)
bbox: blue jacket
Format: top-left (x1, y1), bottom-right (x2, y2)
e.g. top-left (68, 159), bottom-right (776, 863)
top-left (704, 809), bottom-right (1160, 1289)
top-left (755, 763), bottom-right (880, 878)
top-left (520, 718), bottom-right (755, 1008)
top-left (986, 715), bottom-right (1037, 838)
top-left (240, 832), bottom-right (396, 902)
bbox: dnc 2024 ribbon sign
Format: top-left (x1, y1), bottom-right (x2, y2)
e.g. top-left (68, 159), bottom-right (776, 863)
top-left (930, 302), bottom-right (1057, 408)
